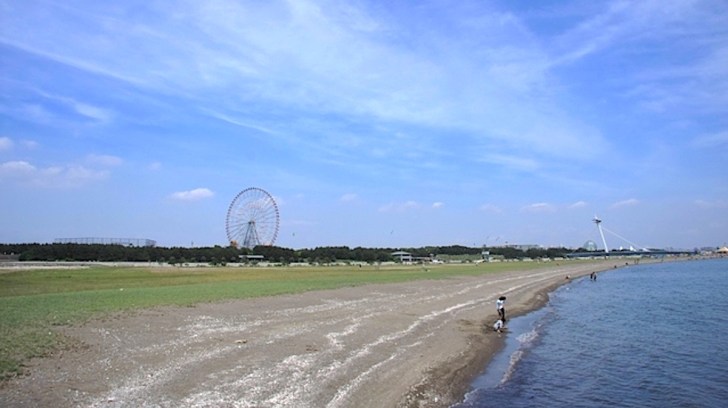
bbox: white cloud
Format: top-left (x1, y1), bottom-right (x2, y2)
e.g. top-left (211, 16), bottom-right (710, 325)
top-left (0, 160), bottom-right (108, 187)
top-left (87, 154), bottom-right (123, 166)
top-left (22, 140), bottom-right (39, 149)
top-left (170, 188), bottom-right (214, 201)
top-left (522, 202), bottom-right (556, 213)
top-left (73, 101), bottom-right (113, 123)
top-left (552, 1), bottom-right (700, 66)
top-left (480, 153), bottom-right (539, 172)
top-left (0, 0), bottom-right (611, 164)
top-left (378, 200), bottom-right (420, 213)
top-left (29, 89), bottom-right (115, 124)
top-left (1, 1), bottom-right (725, 249)
top-left (0, 137), bottom-right (13, 151)
top-left (0, 137), bottom-right (40, 151)
top-left (0, 160), bottom-right (35, 174)
top-left (479, 203), bottom-right (503, 214)
top-left (63, 165), bottom-right (109, 185)
top-left (610, 198), bottom-right (640, 209)
top-left (148, 161), bottom-right (162, 171)
top-left (202, 110), bottom-right (277, 136)
top-left (692, 130), bottom-right (728, 149)
top-left (694, 199), bottom-right (728, 209)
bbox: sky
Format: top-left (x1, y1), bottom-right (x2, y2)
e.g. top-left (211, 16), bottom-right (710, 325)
top-left (1, 0), bottom-right (727, 251)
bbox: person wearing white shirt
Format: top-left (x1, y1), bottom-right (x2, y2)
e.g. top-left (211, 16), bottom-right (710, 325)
top-left (496, 296), bottom-right (506, 321)
top-left (493, 318), bottom-right (504, 333)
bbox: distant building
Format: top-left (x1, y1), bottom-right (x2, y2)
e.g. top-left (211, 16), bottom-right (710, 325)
top-left (583, 240), bottom-right (598, 252)
top-left (0, 254), bottom-right (20, 262)
top-left (391, 251), bottom-right (413, 263)
top-left (502, 244), bottom-right (543, 251)
top-left (239, 254), bottom-right (265, 262)
top-left (54, 237), bottom-right (156, 247)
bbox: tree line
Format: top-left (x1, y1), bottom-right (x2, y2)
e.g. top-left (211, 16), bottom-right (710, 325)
top-left (0, 243), bottom-right (578, 265)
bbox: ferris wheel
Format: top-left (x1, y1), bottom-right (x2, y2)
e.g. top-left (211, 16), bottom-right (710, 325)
top-left (226, 187), bottom-right (280, 249)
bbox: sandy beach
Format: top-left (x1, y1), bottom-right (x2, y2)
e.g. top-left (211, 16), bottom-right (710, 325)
top-left (0, 260), bottom-right (623, 407)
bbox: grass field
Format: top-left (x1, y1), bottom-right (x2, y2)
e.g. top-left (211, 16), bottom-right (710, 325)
top-left (0, 261), bottom-right (562, 380)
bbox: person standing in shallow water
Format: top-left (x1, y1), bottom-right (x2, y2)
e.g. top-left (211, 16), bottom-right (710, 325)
top-left (496, 296), bottom-right (506, 322)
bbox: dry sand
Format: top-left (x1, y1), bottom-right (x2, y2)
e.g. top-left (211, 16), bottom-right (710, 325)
top-left (0, 260), bottom-right (624, 408)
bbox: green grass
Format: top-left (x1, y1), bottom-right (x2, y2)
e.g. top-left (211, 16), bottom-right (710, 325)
top-left (0, 261), bottom-right (568, 379)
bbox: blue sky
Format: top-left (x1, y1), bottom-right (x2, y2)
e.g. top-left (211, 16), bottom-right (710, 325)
top-left (1, 0), bottom-right (726, 250)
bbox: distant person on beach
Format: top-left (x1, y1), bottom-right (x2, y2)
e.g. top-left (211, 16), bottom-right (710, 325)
top-left (493, 318), bottom-right (504, 333)
top-left (496, 296), bottom-right (506, 321)
top-left (590, 272), bottom-right (597, 281)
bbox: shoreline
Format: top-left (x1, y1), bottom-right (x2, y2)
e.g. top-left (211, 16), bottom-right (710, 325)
top-left (401, 259), bottom-right (651, 408)
top-left (446, 258), bottom-right (728, 408)
top-left (0, 259), bottom-right (663, 407)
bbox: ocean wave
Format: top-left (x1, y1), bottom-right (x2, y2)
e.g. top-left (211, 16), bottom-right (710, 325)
top-left (498, 349), bottom-right (524, 386)
top-left (516, 326), bottom-right (539, 346)
top-left (498, 326), bottom-right (541, 386)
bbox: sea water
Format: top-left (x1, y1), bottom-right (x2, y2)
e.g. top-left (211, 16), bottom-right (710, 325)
top-left (454, 258), bottom-right (728, 408)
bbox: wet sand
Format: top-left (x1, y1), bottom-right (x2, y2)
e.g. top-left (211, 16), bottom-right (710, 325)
top-left (0, 261), bottom-right (622, 407)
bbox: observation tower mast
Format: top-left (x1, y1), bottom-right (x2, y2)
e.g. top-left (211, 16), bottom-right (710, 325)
top-left (593, 215), bottom-right (609, 253)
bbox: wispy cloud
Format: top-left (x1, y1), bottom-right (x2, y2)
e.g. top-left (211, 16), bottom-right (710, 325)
top-left (628, 48), bottom-right (728, 115)
top-left (340, 193), bottom-right (358, 203)
top-left (694, 199), bottom-right (728, 209)
top-left (202, 110), bottom-right (277, 136)
top-left (552, 1), bottom-right (700, 66)
top-left (1, 0), bottom-right (726, 249)
top-left (0, 160), bottom-right (109, 188)
top-left (22, 140), bottom-right (39, 149)
top-left (87, 154), bottom-right (123, 167)
top-left (73, 101), bottom-right (113, 123)
top-left (551, 1), bottom-right (728, 119)
top-left (610, 198), bottom-right (640, 209)
top-left (378, 200), bottom-right (420, 213)
top-left (0, 137), bottom-right (13, 151)
top-left (480, 153), bottom-right (539, 172)
top-left (0, 160), bottom-right (34, 174)
top-left (0, 0), bottom-right (609, 168)
top-left (692, 130), bottom-right (728, 149)
top-left (479, 204), bottom-right (503, 214)
top-left (170, 188), bottom-right (214, 201)
top-left (522, 202), bottom-right (557, 213)
top-left (0, 138), bottom-right (116, 187)
top-left (32, 89), bottom-right (115, 124)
